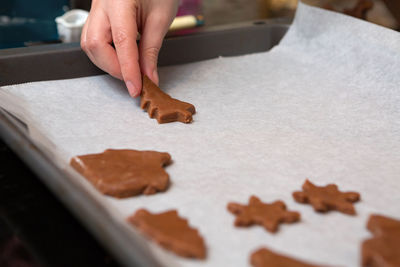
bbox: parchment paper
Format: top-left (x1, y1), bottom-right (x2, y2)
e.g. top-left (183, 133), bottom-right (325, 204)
top-left (1, 3), bottom-right (400, 267)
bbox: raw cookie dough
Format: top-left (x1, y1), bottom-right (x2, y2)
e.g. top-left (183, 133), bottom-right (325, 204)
top-left (362, 214), bottom-right (400, 267)
top-left (141, 75), bottom-right (196, 124)
top-left (227, 196), bottom-right (300, 233)
top-left (251, 247), bottom-right (325, 267)
top-left (293, 179), bottom-right (360, 215)
top-left (70, 149), bottom-right (171, 198)
top-left (128, 209), bottom-right (206, 259)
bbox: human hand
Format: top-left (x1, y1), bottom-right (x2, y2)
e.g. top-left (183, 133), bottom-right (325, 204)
top-left (81, 0), bottom-right (179, 97)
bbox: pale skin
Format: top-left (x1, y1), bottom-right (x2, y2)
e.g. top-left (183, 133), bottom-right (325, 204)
top-left (81, 0), bottom-right (179, 97)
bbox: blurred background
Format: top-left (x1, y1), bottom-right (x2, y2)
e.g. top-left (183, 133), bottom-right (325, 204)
top-left (0, 0), bottom-right (399, 49)
top-left (203, 0), bottom-right (398, 28)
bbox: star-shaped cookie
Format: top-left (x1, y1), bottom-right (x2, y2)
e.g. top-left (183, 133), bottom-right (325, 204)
top-left (141, 75), bottom-right (196, 124)
top-left (70, 149), bottom-right (171, 198)
top-left (227, 196), bottom-right (300, 233)
top-left (293, 179), bottom-right (360, 215)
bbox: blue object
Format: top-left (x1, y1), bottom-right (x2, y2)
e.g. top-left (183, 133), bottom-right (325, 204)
top-left (0, 0), bottom-right (70, 49)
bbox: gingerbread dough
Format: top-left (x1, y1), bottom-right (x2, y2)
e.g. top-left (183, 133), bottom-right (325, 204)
top-left (141, 75), bottom-right (196, 124)
top-left (293, 179), bottom-right (360, 215)
top-left (70, 149), bottom-right (171, 198)
top-left (128, 209), bottom-right (206, 259)
top-left (362, 214), bottom-right (400, 267)
top-left (227, 196), bottom-right (300, 233)
top-left (251, 247), bottom-right (325, 267)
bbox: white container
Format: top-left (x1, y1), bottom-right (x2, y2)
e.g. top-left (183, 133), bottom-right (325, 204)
top-left (55, 9), bottom-right (89, 43)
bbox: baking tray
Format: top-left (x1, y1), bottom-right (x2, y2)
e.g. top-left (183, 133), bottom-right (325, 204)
top-left (0, 19), bottom-right (289, 267)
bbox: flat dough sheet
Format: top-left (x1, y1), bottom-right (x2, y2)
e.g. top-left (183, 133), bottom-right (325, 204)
top-left (1, 3), bottom-right (400, 267)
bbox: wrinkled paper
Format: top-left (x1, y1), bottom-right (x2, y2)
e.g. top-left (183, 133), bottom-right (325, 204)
top-left (1, 2), bottom-right (400, 267)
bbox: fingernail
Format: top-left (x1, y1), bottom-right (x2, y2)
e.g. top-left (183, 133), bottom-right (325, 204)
top-left (126, 81), bottom-right (139, 97)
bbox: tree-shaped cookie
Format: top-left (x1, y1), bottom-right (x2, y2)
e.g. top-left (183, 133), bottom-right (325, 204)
top-left (251, 247), bottom-right (326, 267)
top-left (227, 196), bottom-right (300, 233)
top-left (293, 179), bottom-right (360, 215)
top-left (128, 209), bottom-right (206, 259)
top-left (70, 149), bottom-right (171, 198)
top-left (141, 75), bottom-right (196, 124)
top-left (362, 214), bottom-right (400, 267)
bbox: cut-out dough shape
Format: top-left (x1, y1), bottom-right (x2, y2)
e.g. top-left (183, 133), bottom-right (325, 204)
top-left (70, 149), bottom-right (171, 198)
top-left (251, 247), bottom-right (327, 267)
top-left (227, 196), bottom-right (300, 233)
top-left (141, 75), bottom-right (196, 123)
top-left (128, 209), bottom-right (206, 259)
top-left (362, 214), bottom-right (400, 267)
top-left (293, 179), bottom-right (360, 215)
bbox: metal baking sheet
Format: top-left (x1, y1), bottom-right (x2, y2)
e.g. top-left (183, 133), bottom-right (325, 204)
top-left (0, 20), bottom-right (289, 267)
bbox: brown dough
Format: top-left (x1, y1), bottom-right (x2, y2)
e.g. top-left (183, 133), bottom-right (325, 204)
top-left (70, 149), bottom-right (171, 198)
top-left (293, 179), bottom-right (360, 215)
top-left (362, 214), bottom-right (400, 267)
top-left (128, 209), bottom-right (206, 259)
top-left (141, 75), bottom-right (196, 124)
top-left (227, 196), bottom-right (300, 233)
top-left (251, 247), bottom-right (325, 267)
top-left (344, 0), bottom-right (374, 20)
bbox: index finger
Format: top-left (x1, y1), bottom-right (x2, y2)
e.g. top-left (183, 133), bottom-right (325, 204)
top-left (108, 0), bottom-right (141, 97)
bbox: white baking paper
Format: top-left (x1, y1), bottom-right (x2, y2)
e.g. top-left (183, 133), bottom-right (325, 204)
top-left (1, 2), bottom-right (400, 267)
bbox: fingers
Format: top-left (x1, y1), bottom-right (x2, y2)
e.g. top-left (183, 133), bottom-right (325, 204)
top-left (139, 10), bottom-right (175, 85)
top-left (82, 7), bottom-right (123, 80)
top-left (81, 0), bottom-right (178, 98)
top-left (108, 0), bottom-right (141, 97)
top-left (80, 14), bottom-right (89, 52)
top-left (81, 14), bottom-right (98, 69)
